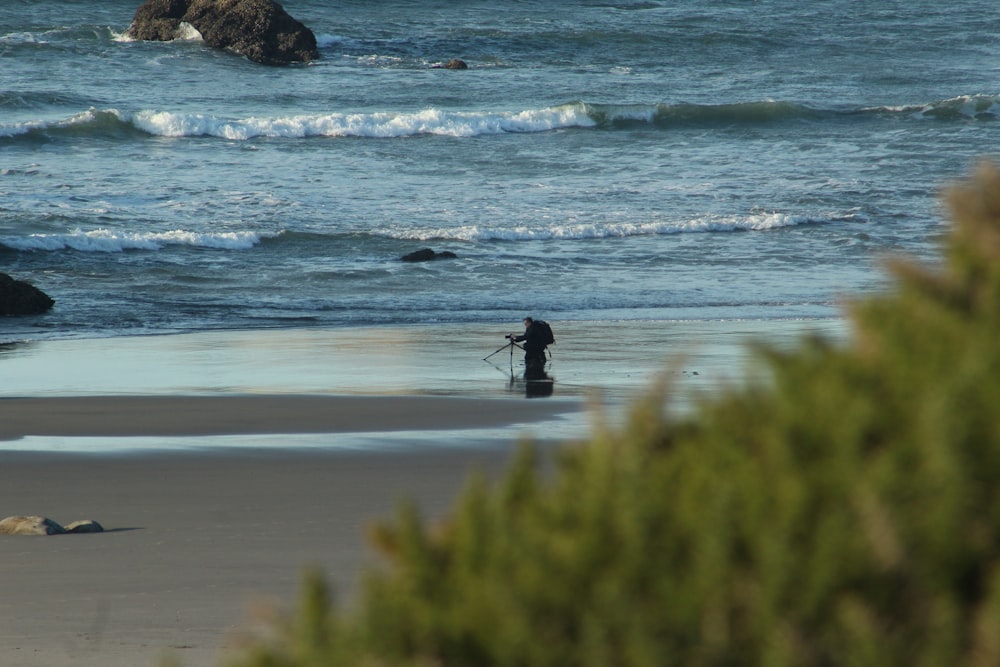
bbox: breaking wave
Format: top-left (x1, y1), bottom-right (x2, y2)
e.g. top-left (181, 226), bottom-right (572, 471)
top-left (0, 214), bottom-right (829, 255)
top-left (0, 105), bottom-right (595, 141)
top-left (0, 229), bottom-right (273, 253)
top-left (376, 213), bottom-right (827, 242)
top-left (3, 95), bottom-right (997, 144)
top-left (864, 94), bottom-right (1000, 121)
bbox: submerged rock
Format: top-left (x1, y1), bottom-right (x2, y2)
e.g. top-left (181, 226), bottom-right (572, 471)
top-left (401, 248), bottom-right (458, 262)
top-left (0, 273), bottom-right (54, 316)
top-left (128, 0), bottom-right (319, 66)
top-left (433, 58), bottom-right (468, 70)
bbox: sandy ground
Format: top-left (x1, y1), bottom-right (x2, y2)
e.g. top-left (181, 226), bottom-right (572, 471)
top-left (0, 319), bottom-right (848, 666)
top-left (0, 444), bottom-right (538, 667)
top-left (0, 394), bottom-right (576, 440)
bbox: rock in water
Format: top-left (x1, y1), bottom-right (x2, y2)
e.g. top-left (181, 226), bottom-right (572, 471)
top-left (127, 0), bottom-right (188, 41)
top-left (401, 248), bottom-right (459, 262)
top-left (0, 273), bottom-right (55, 316)
top-left (431, 59), bottom-right (468, 70)
top-left (128, 0), bottom-right (319, 65)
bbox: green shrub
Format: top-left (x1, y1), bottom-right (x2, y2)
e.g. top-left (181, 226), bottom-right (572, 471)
top-left (224, 162), bottom-right (1000, 667)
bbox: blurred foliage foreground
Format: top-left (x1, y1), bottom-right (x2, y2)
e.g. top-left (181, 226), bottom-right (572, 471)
top-left (224, 162), bottom-right (1000, 667)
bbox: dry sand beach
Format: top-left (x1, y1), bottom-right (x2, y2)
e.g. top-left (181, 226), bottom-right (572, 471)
top-left (0, 445), bottom-right (537, 667)
top-left (0, 320), bottom-right (845, 667)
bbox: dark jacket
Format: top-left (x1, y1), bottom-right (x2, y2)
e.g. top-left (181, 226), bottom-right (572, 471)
top-left (515, 323), bottom-right (548, 356)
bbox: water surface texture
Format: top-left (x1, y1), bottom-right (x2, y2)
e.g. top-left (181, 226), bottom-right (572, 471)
top-left (3, 1), bottom-right (998, 340)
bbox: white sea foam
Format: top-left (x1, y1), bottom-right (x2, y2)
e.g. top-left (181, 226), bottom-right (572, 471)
top-left (2, 103), bottom-right (576, 140)
top-left (1, 31), bottom-right (48, 44)
top-left (0, 229), bottom-right (270, 252)
top-left (380, 213), bottom-right (816, 242)
top-left (867, 94), bottom-right (1000, 119)
top-left (111, 22), bottom-right (201, 43)
top-left (0, 121), bottom-right (38, 138)
top-left (173, 22), bottom-right (203, 41)
top-left (315, 34), bottom-right (345, 48)
top-left (7, 95), bottom-right (994, 143)
top-left (0, 103), bottom-right (603, 140)
top-left (122, 104), bottom-right (595, 139)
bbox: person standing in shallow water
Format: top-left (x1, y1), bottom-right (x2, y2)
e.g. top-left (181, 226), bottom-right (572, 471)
top-left (510, 317), bottom-right (548, 370)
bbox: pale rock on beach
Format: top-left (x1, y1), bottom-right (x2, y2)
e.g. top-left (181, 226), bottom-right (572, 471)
top-left (0, 515), bottom-right (67, 535)
top-left (0, 515), bottom-right (104, 535)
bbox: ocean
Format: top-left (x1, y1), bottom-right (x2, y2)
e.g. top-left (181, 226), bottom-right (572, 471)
top-left (2, 0), bottom-right (999, 343)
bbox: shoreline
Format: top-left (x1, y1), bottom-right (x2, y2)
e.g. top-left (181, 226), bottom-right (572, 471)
top-left (0, 394), bottom-right (580, 441)
top-left (0, 318), bottom-right (850, 667)
top-left (0, 318), bottom-right (848, 454)
top-left (0, 317), bottom-right (850, 452)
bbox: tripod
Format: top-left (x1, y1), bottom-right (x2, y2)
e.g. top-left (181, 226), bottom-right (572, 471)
top-left (483, 338), bottom-right (523, 369)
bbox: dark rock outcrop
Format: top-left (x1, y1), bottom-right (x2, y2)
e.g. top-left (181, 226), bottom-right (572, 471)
top-left (128, 0), bottom-right (319, 66)
top-left (0, 273), bottom-right (54, 316)
top-left (127, 0), bottom-right (188, 41)
top-left (436, 58), bottom-right (468, 70)
top-left (401, 248), bottom-right (458, 263)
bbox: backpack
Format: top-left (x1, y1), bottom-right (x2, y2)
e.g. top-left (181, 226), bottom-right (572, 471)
top-left (536, 320), bottom-right (555, 346)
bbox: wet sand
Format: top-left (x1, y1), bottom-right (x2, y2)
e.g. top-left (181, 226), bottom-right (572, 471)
top-left (0, 319), bottom-right (847, 666)
top-left (0, 394), bottom-right (577, 440)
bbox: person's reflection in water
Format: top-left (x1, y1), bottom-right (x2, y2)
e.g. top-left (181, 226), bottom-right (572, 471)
top-left (520, 363), bottom-right (554, 398)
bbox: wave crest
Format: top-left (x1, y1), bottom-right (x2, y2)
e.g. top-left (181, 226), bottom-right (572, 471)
top-left (0, 228), bottom-right (272, 253)
top-left (0, 108), bottom-right (141, 140)
top-left (0, 104), bottom-right (595, 141)
top-left (866, 94), bottom-right (1000, 120)
top-left (379, 213), bottom-right (822, 242)
top-left (5, 94), bottom-right (995, 144)
top-left (586, 100), bottom-right (821, 127)
top-left (133, 103), bottom-right (594, 139)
